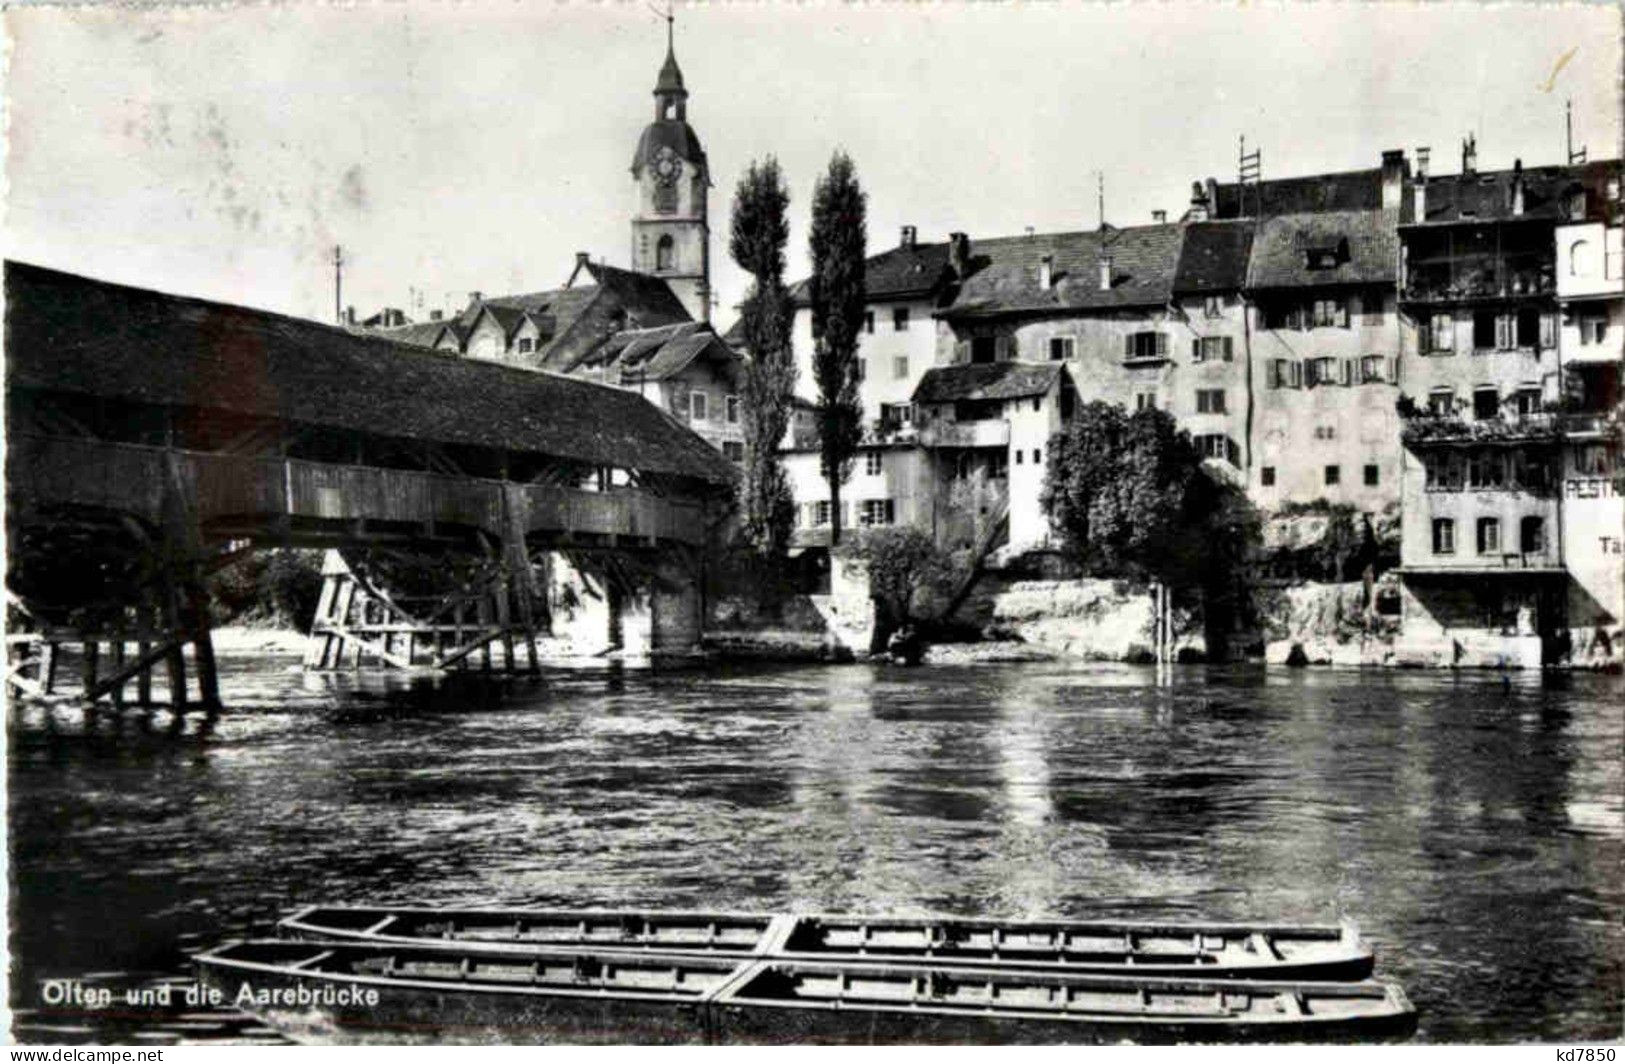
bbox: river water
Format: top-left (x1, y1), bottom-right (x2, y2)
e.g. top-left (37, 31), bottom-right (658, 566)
top-left (7, 655), bottom-right (1622, 1043)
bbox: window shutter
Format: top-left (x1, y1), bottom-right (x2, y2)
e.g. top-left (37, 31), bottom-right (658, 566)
top-left (1227, 438), bottom-right (1240, 466)
top-left (1290, 361), bottom-right (1303, 388)
top-left (955, 339), bottom-right (970, 364)
top-left (1124, 334), bottom-right (1135, 359)
top-left (995, 335), bottom-right (1010, 362)
top-left (1340, 358), bottom-right (1354, 386)
top-left (1387, 357), bottom-right (1398, 385)
top-left (1495, 314), bottom-right (1511, 350)
top-left (1437, 315), bottom-right (1454, 350)
top-left (1337, 300), bottom-right (1350, 328)
top-left (1267, 361), bottom-right (1280, 389)
top-left (1418, 320), bottom-right (1431, 353)
top-left (1540, 312), bottom-right (1557, 349)
top-left (1192, 338), bottom-right (1202, 363)
top-left (1156, 332), bottom-right (1169, 357)
top-left (1222, 337), bottom-right (1234, 362)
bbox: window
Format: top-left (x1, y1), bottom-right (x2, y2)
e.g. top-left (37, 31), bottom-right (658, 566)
top-left (1262, 303), bottom-right (1303, 331)
top-left (689, 391), bottom-right (707, 421)
top-left (1311, 298), bottom-right (1348, 328)
top-left (880, 402), bottom-right (915, 428)
top-left (1196, 388), bottom-right (1227, 414)
top-left (1324, 464), bottom-right (1341, 486)
top-left (1192, 336), bottom-right (1233, 363)
top-left (864, 311), bottom-right (875, 334)
top-left (722, 440), bottom-right (744, 462)
top-left (865, 451), bottom-right (883, 476)
top-left (1135, 392), bottom-right (1156, 411)
top-left (1305, 357), bottom-right (1337, 387)
top-left (1364, 464), bottom-right (1379, 487)
top-left (1015, 450), bottom-right (1024, 465)
top-left (656, 234), bottom-right (675, 272)
top-left (1196, 434), bottom-right (1233, 463)
top-left (1473, 311), bottom-right (1497, 350)
top-left (859, 499), bottom-right (895, 527)
top-left (1580, 313), bottom-right (1608, 345)
top-left (1428, 313), bottom-right (1455, 352)
top-left (893, 355), bottom-right (909, 380)
top-left (971, 336), bottom-right (997, 364)
top-left (1477, 517), bottom-right (1500, 555)
top-left (1574, 444), bottom-right (1614, 476)
top-left (517, 337), bottom-right (535, 354)
top-left (1267, 359), bottom-right (1302, 389)
top-left (1261, 466), bottom-right (1276, 487)
top-left (1520, 516), bottom-right (1544, 554)
top-left (1515, 308), bottom-right (1540, 348)
top-left (1359, 355), bottom-right (1386, 383)
top-left (1314, 425), bottom-right (1337, 441)
top-left (855, 359), bottom-right (866, 381)
top-left (1033, 448), bottom-right (1042, 464)
top-left (1468, 449), bottom-right (1506, 488)
top-left (1428, 388), bottom-right (1455, 416)
top-left (1125, 332), bottom-right (1168, 361)
top-left (1432, 518), bottom-right (1455, 554)
top-left (810, 500), bottom-right (832, 527)
top-left (893, 307), bottom-right (910, 332)
top-left (1514, 388), bottom-right (1541, 417)
top-left (1049, 337), bottom-right (1075, 361)
top-left (1204, 295), bottom-right (1224, 319)
top-left (725, 394), bottom-right (740, 424)
top-left (1425, 452), bottom-right (1466, 490)
top-left (1473, 388), bottom-right (1500, 420)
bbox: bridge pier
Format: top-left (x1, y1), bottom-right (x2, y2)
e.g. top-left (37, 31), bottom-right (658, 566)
top-left (546, 552), bottom-right (703, 664)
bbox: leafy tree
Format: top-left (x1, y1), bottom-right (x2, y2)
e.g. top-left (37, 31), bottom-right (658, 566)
top-left (728, 157), bottom-right (797, 555)
top-left (855, 527), bottom-right (952, 642)
top-left (1043, 402), bottom-right (1263, 657)
top-left (807, 151), bottom-right (867, 546)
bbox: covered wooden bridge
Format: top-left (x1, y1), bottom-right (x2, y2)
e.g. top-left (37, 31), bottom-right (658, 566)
top-left (4, 261), bottom-right (736, 709)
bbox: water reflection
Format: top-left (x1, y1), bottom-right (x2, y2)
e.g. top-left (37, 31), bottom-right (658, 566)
top-left (8, 659), bottom-right (1622, 1042)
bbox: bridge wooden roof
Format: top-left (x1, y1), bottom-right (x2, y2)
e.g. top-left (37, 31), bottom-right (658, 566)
top-left (5, 261), bottom-right (736, 487)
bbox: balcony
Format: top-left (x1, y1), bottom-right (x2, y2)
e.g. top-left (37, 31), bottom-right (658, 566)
top-left (918, 419), bottom-right (1010, 449)
top-left (1401, 254), bottom-right (1556, 306)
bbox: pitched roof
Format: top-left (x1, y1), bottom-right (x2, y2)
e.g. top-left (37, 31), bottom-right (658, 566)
top-left (789, 241), bottom-right (955, 307)
top-left (1246, 209), bottom-right (1400, 289)
top-left (582, 261), bottom-right (691, 323)
top-left (1172, 221), bottom-right (1254, 294)
top-left (1212, 168), bottom-right (1383, 218)
top-left (655, 46), bottom-right (686, 94)
top-left (1406, 160), bottom-right (1619, 226)
top-left (371, 319), bottom-right (455, 348)
top-left (632, 120), bottom-right (707, 177)
top-left (575, 321), bottom-right (742, 384)
top-left (912, 361), bottom-right (1065, 404)
top-left (5, 260), bottom-right (735, 487)
top-left (941, 224), bottom-right (1186, 319)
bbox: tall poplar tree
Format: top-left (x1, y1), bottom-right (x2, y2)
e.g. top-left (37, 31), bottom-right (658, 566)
top-left (728, 157), bottom-right (797, 556)
top-left (807, 151), bottom-right (867, 547)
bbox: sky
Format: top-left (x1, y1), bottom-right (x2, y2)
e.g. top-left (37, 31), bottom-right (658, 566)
top-left (4, 1), bottom-right (1621, 330)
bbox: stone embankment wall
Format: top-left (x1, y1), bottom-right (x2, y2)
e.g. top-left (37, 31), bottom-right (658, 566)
top-left (982, 579), bottom-right (1202, 662)
top-left (703, 553), bottom-right (875, 662)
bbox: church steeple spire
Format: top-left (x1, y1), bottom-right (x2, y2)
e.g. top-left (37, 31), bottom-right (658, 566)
top-left (652, 5), bottom-right (686, 118)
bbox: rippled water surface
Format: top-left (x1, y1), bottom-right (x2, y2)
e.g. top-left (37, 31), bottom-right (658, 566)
top-left (8, 656), bottom-right (1623, 1042)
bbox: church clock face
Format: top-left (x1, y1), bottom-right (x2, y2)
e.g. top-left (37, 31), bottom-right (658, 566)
top-left (653, 147), bottom-right (681, 186)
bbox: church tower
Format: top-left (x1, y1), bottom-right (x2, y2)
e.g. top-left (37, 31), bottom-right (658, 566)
top-left (630, 34), bottom-right (711, 322)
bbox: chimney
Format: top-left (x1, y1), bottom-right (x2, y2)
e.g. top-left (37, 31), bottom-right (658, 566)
top-left (344, 305), bottom-right (356, 326)
top-left (1152, 210), bottom-right (1167, 223)
top-left (1039, 255), bottom-right (1054, 290)
top-left (430, 310), bottom-right (443, 322)
top-left (900, 225), bottom-right (917, 249)
top-left (949, 232), bottom-right (972, 279)
top-left (1414, 179), bottom-right (1427, 223)
top-left (1098, 257), bottom-right (1113, 292)
top-left (1511, 158), bottom-right (1525, 216)
top-left (1188, 181), bottom-right (1210, 222)
top-left (1380, 149), bottom-right (1408, 210)
top-left (1461, 133), bottom-right (1477, 175)
top-left (1415, 146), bottom-right (1430, 179)
top-left (468, 291), bottom-right (483, 305)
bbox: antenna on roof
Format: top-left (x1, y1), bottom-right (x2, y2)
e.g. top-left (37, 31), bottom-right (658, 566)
top-left (332, 245), bottom-right (343, 325)
top-left (1566, 99), bottom-right (1588, 165)
top-left (1238, 136), bottom-right (1263, 219)
top-left (1097, 171), bottom-right (1106, 231)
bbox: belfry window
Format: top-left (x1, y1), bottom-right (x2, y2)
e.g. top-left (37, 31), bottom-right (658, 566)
top-left (656, 235), bottom-right (675, 272)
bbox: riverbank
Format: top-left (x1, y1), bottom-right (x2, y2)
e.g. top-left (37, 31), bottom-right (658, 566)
top-left (210, 626), bottom-right (307, 657)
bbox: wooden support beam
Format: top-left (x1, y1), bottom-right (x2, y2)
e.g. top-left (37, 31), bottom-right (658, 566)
top-left (84, 638), bottom-right (185, 703)
top-left (323, 623), bottom-right (422, 670)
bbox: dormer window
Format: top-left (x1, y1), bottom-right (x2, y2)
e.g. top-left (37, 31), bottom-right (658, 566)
top-left (1303, 238), bottom-right (1350, 270)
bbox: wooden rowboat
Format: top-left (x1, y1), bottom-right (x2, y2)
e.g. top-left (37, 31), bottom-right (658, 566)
top-left (279, 906), bottom-right (1375, 981)
top-left (196, 939), bottom-right (1416, 1045)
